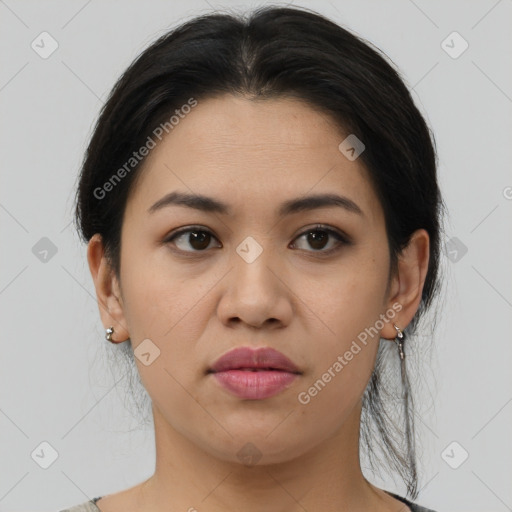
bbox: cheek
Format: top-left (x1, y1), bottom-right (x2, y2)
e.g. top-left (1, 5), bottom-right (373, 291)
top-left (294, 272), bottom-right (384, 433)
top-left (118, 237), bottom-right (193, 333)
top-left (295, 246), bottom-right (389, 396)
top-left (118, 244), bottom-right (219, 386)
top-left (296, 247), bottom-right (389, 338)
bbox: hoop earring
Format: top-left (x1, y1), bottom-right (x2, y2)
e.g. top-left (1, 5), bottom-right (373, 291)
top-left (105, 326), bottom-right (128, 344)
top-left (105, 326), bottom-right (116, 343)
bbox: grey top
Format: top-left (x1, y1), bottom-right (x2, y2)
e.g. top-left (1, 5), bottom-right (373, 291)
top-left (59, 496), bottom-right (102, 512)
top-left (59, 492), bottom-right (438, 511)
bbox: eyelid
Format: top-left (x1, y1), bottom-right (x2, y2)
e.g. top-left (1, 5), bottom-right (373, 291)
top-left (293, 223), bottom-right (351, 244)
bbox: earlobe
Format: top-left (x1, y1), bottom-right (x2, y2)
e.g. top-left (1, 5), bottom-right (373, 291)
top-left (87, 234), bottom-right (130, 341)
top-left (381, 229), bottom-right (430, 340)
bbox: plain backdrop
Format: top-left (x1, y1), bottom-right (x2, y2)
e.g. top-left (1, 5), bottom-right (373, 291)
top-left (1, 1), bottom-right (511, 511)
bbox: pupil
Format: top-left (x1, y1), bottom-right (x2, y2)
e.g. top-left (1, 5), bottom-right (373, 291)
top-left (190, 231), bottom-right (210, 250)
top-left (308, 230), bottom-right (327, 250)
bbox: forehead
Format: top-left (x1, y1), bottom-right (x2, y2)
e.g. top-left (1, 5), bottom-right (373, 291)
top-left (125, 95), bottom-right (382, 224)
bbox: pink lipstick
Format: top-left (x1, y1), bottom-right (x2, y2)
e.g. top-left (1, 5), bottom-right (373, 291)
top-left (208, 346), bottom-right (301, 400)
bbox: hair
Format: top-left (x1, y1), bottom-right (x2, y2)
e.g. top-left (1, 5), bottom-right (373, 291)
top-left (74, 5), bottom-right (445, 501)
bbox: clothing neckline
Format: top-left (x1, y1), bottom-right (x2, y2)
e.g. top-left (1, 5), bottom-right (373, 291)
top-left (90, 490), bottom-right (413, 511)
top-left (385, 490), bottom-right (414, 510)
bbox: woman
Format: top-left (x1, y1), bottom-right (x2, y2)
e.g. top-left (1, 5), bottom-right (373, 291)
top-left (63, 5), bottom-right (443, 511)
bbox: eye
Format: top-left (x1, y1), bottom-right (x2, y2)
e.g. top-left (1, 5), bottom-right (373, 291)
top-left (164, 224), bottom-right (349, 256)
top-left (290, 224), bottom-right (349, 255)
top-left (165, 226), bottom-right (221, 253)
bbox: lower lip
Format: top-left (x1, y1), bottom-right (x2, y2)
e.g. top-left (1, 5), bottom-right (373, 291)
top-left (211, 370), bottom-right (299, 400)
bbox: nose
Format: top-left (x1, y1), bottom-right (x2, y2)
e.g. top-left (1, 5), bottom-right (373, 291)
top-left (216, 242), bottom-right (293, 330)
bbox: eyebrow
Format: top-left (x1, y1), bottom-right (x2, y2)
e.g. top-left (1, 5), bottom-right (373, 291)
top-left (147, 191), bottom-right (364, 217)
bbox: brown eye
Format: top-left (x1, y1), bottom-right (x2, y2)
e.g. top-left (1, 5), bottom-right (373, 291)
top-left (166, 227), bottom-right (221, 252)
top-left (165, 224), bottom-right (348, 256)
top-left (291, 226), bottom-right (348, 255)
top-left (305, 230), bottom-right (329, 250)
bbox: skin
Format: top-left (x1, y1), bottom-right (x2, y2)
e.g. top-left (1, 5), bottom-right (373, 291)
top-left (88, 95), bottom-right (430, 512)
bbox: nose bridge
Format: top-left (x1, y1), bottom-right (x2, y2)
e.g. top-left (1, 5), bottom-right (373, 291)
top-left (217, 231), bottom-right (292, 328)
top-left (233, 232), bottom-right (279, 296)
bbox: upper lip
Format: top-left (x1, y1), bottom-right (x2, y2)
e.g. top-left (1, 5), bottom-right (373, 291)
top-left (208, 346), bottom-right (301, 374)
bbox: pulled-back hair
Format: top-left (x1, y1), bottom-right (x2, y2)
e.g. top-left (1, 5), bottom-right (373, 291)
top-left (75, 5), bottom-right (444, 500)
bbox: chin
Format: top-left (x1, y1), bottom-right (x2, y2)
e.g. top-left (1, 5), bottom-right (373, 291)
top-left (196, 427), bottom-right (315, 467)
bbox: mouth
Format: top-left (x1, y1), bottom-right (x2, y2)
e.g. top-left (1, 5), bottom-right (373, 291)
top-left (208, 346), bottom-right (302, 374)
top-left (207, 366), bottom-right (301, 374)
top-left (210, 367), bottom-right (296, 372)
top-left (207, 346), bottom-right (302, 400)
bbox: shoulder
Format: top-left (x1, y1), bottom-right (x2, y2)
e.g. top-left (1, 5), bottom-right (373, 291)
top-left (58, 496), bottom-right (102, 512)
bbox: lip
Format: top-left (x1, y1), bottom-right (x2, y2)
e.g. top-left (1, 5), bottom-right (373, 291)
top-left (208, 346), bottom-right (301, 400)
top-left (209, 346), bottom-right (301, 373)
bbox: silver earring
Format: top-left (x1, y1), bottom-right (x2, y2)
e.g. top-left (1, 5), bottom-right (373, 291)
top-left (392, 323), bottom-right (415, 493)
top-left (393, 323), bottom-right (405, 360)
top-left (105, 326), bottom-right (114, 342)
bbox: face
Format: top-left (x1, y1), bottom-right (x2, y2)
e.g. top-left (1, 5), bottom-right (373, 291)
top-left (103, 95), bottom-right (403, 464)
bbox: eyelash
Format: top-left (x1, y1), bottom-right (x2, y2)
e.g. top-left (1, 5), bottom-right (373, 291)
top-left (163, 224), bottom-right (350, 257)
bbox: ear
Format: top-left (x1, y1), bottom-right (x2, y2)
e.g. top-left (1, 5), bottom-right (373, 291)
top-left (87, 233), bottom-right (130, 342)
top-left (381, 229), bottom-right (430, 340)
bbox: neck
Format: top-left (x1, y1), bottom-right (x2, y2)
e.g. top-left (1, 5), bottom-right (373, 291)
top-left (133, 400), bottom-right (395, 512)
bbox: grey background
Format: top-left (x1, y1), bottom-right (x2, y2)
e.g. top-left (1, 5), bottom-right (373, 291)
top-left (1, 0), bottom-right (511, 511)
